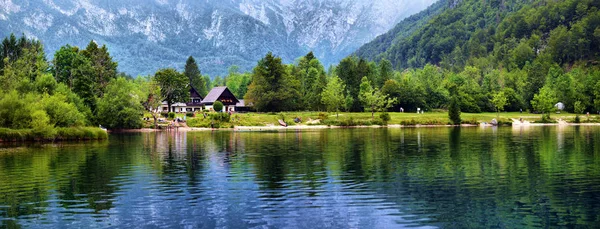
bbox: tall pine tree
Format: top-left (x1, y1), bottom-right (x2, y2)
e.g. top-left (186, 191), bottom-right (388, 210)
top-left (184, 56), bottom-right (207, 96)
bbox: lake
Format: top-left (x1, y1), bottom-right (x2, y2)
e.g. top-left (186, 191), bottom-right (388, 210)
top-left (1, 127), bottom-right (600, 228)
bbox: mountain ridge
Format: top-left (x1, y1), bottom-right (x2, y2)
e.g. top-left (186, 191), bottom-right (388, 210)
top-left (0, 0), bottom-right (436, 76)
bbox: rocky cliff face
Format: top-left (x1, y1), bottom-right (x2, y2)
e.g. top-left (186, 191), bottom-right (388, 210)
top-left (0, 0), bottom-right (436, 76)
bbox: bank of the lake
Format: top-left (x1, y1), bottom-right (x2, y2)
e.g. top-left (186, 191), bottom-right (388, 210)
top-left (144, 111), bottom-right (600, 131)
top-left (0, 127), bottom-right (108, 142)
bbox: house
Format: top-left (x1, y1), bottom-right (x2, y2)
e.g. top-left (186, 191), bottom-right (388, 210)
top-left (235, 99), bottom-right (253, 112)
top-left (202, 86), bottom-right (239, 112)
top-left (161, 87), bottom-right (204, 113)
top-left (160, 86), bottom-right (251, 113)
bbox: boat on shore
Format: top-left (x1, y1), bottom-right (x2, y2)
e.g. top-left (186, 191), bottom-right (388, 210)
top-left (278, 120), bottom-right (287, 127)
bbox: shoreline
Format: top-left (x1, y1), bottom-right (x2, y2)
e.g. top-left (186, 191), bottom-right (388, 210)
top-left (109, 122), bottom-right (600, 133)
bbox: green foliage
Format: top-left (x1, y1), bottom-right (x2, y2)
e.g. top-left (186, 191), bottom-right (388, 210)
top-left (321, 75), bottom-right (347, 118)
top-left (449, 95), bottom-right (461, 125)
top-left (81, 41), bottom-right (118, 96)
top-left (336, 56), bottom-right (376, 111)
top-left (225, 66), bottom-right (252, 98)
top-left (492, 91), bottom-right (508, 117)
top-left (0, 127), bottom-right (107, 142)
top-left (379, 112), bottom-right (391, 124)
top-left (97, 77), bottom-right (145, 129)
top-left (39, 93), bottom-right (86, 127)
top-left (531, 86), bottom-right (557, 116)
top-left (210, 112), bottom-right (231, 122)
top-left (30, 109), bottom-right (55, 139)
top-left (185, 56), bottom-right (208, 96)
top-left (155, 68), bottom-right (188, 112)
top-left (213, 101), bottom-right (224, 112)
top-left (245, 52), bottom-right (301, 112)
top-left (292, 52), bottom-right (328, 111)
top-left (574, 101), bottom-right (585, 114)
top-left (168, 112), bottom-right (175, 119)
top-left (137, 76), bottom-right (163, 128)
top-left (359, 77), bottom-right (396, 118)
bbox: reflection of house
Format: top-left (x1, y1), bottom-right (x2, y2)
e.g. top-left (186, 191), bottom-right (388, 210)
top-left (161, 86), bottom-right (252, 113)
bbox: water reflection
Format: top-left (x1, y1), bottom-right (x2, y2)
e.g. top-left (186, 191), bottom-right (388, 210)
top-left (1, 127), bottom-right (600, 228)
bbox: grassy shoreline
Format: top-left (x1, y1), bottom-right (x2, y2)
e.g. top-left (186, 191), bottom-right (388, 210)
top-left (141, 111), bottom-right (600, 131)
top-left (0, 127), bottom-right (108, 142)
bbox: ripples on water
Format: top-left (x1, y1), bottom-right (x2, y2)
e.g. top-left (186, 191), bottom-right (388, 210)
top-left (1, 126), bottom-right (600, 228)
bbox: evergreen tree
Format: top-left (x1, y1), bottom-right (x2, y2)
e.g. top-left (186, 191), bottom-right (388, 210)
top-left (336, 56), bottom-right (361, 111)
top-left (448, 95), bottom-right (461, 125)
top-left (245, 52), bottom-right (300, 112)
top-left (81, 40), bottom-right (118, 97)
top-left (184, 56), bottom-right (207, 96)
top-left (52, 45), bottom-right (80, 88)
top-left (377, 58), bottom-right (393, 88)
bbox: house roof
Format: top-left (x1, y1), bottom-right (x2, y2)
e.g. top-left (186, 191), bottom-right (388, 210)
top-left (190, 86), bottom-right (203, 99)
top-left (202, 86), bottom-right (239, 104)
top-left (236, 100), bottom-right (245, 107)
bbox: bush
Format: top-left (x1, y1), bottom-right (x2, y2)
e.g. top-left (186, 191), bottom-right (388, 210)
top-left (168, 112), bottom-right (175, 119)
top-left (31, 110), bottom-right (56, 139)
top-left (0, 127), bottom-right (107, 142)
top-left (538, 113), bottom-right (556, 123)
top-left (161, 112), bottom-right (169, 118)
top-left (213, 101), bottom-right (224, 112)
top-left (318, 112), bottom-right (329, 121)
top-left (379, 112), bottom-right (391, 124)
top-left (186, 112), bottom-right (195, 117)
top-left (210, 112), bottom-right (231, 122)
top-left (448, 96), bottom-right (461, 125)
top-left (400, 119), bottom-right (417, 126)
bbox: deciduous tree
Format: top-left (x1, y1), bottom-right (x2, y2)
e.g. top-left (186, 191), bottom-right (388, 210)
top-left (155, 68), bottom-right (188, 113)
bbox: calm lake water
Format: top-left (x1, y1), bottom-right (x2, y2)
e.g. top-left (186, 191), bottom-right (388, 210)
top-left (1, 127), bottom-right (600, 228)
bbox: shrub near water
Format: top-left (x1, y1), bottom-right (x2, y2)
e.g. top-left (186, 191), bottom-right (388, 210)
top-left (187, 112), bottom-right (232, 128)
top-left (0, 127), bottom-right (107, 141)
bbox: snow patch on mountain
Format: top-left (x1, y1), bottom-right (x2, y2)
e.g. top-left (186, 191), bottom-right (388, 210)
top-left (0, 0), bottom-right (21, 14)
top-left (24, 11), bottom-right (54, 32)
top-left (0, 0), bottom-right (438, 76)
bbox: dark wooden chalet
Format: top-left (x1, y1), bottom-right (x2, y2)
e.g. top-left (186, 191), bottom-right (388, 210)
top-left (185, 86), bottom-right (204, 112)
top-left (201, 86), bottom-right (239, 112)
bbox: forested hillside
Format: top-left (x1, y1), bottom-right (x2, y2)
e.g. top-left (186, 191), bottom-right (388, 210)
top-left (354, 0), bottom-right (448, 61)
top-left (349, 0), bottom-right (600, 115)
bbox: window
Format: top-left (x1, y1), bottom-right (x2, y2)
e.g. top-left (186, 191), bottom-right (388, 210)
top-left (186, 108), bottom-right (192, 112)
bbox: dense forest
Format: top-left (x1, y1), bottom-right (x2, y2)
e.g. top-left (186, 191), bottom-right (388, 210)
top-left (351, 0), bottom-right (600, 115)
top-left (1, 0), bottom-right (600, 131)
top-left (244, 0), bottom-right (600, 116)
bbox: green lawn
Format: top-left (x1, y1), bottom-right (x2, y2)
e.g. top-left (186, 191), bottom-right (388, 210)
top-left (148, 111), bottom-right (600, 128)
top-left (224, 111), bottom-right (598, 126)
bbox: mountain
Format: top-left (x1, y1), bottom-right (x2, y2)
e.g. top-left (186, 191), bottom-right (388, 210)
top-left (355, 0), bottom-right (600, 70)
top-left (0, 0), bottom-right (437, 76)
top-left (354, 0), bottom-right (600, 113)
top-left (354, 0), bottom-right (448, 62)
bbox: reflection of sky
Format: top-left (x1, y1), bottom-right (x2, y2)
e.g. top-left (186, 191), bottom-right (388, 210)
top-left (5, 127), bottom-right (600, 228)
top-left (14, 157), bottom-right (433, 228)
top-left (5, 132), bottom-right (437, 228)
